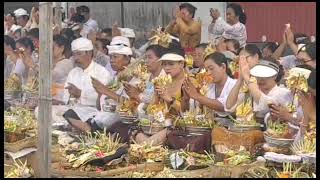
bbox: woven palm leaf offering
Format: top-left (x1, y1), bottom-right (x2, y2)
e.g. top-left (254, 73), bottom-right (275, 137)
top-left (129, 141), bottom-right (168, 164)
top-left (215, 146), bottom-right (252, 166)
top-left (229, 56), bottom-right (240, 78)
top-left (23, 74), bottom-right (39, 93)
top-left (61, 130), bottom-right (126, 171)
top-left (174, 110), bottom-right (214, 129)
top-left (274, 162), bottom-right (310, 178)
top-left (4, 107), bottom-right (37, 143)
top-left (291, 121), bottom-right (316, 162)
top-left (232, 96), bottom-right (259, 129)
top-left (167, 149), bottom-right (215, 170)
top-left (203, 42), bottom-right (216, 60)
top-left (117, 97), bottom-right (139, 117)
top-left (149, 26), bottom-right (172, 48)
top-left (5, 74), bottom-right (22, 91)
top-left (194, 68), bottom-right (214, 96)
top-left (285, 67), bottom-right (311, 113)
top-left (4, 159), bottom-right (34, 178)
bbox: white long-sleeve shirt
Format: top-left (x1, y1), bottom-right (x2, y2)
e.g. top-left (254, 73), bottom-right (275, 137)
top-left (62, 60), bottom-right (112, 106)
top-left (225, 85), bottom-right (303, 119)
top-left (208, 17), bottom-right (247, 47)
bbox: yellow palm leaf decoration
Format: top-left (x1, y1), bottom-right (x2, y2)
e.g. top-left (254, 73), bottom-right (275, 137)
top-left (149, 26), bottom-right (172, 48)
top-left (203, 42), bottom-right (216, 59)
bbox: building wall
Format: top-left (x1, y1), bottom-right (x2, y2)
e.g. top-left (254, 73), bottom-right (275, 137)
top-left (237, 2), bottom-right (316, 42)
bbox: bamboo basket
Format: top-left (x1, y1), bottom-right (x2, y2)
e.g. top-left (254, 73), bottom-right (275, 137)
top-left (51, 162), bottom-right (164, 178)
top-left (4, 135), bottom-right (37, 153)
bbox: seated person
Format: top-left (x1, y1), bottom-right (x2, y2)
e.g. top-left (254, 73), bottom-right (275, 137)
top-left (182, 52), bottom-right (237, 117)
top-left (188, 43), bottom-right (207, 74)
top-left (131, 52), bottom-right (187, 146)
top-left (226, 57), bottom-right (301, 133)
top-left (61, 37), bottom-right (112, 130)
top-left (124, 44), bottom-right (166, 105)
top-left (52, 35), bottom-right (74, 102)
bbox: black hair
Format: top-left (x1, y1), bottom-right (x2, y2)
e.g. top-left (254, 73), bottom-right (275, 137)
top-left (78, 5), bottom-right (90, 13)
top-left (16, 37), bottom-right (34, 52)
top-left (70, 13), bottom-right (85, 23)
top-left (53, 34), bottom-right (71, 57)
top-left (262, 42), bottom-right (278, 53)
top-left (27, 28), bottom-right (39, 40)
top-left (60, 28), bottom-right (76, 42)
top-left (146, 44), bottom-right (166, 58)
top-left (165, 39), bottom-right (185, 57)
top-left (294, 33), bottom-right (310, 45)
top-left (264, 57), bottom-right (284, 83)
top-left (304, 42), bottom-right (316, 60)
top-left (224, 39), bottom-right (240, 53)
top-left (179, 3), bottom-right (197, 18)
top-left (195, 43), bottom-right (208, 49)
top-left (308, 69), bottom-right (316, 90)
top-left (240, 44), bottom-right (262, 59)
top-left (227, 3), bottom-right (246, 24)
top-left (101, 28), bottom-right (112, 35)
top-left (4, 35), bottom-right (16, 50)
top-left (204, 52), bottom-right (233, 78)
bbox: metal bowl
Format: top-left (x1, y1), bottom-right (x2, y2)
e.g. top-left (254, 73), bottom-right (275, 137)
top-left (263, 132), bottom-right (294, 147)
top-left (119, 115), bottom-right (138, 124)
top-left (140, 125), bottom-right (165, 135)
top-left (228, 124), bottom-right (261, 132)
top-left (185, 126), bottom-right (212, 134)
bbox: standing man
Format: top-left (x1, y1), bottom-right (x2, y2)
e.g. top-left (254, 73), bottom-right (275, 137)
top-left (78, 5), bottom-right (99, 33)
top-left (166, 3), bottom-right (201, 51)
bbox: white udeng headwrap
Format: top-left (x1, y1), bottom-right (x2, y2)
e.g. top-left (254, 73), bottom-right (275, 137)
top-left (119, 28), bottom-right (135, 38)
top-left (107, 44), bottom-right (133, 56)
top-left (107, 36), bottom-right (133, 55)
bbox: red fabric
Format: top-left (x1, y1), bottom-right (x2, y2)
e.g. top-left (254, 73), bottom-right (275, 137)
top-left (184, 47), bottom-right (195, 54)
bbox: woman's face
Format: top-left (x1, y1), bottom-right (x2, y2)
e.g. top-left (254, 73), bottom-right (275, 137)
top-left (161, 60), bottom-right (184, 78)
top-left (53, 42), bottom-right (64, 59)
top-left (239, 49), bottom-right (259, 69)
top-left (110, 54), bottom-right (130, 72)
top-left (296, 51), bottom-right (315, 68)
top-left (16, 42), bottom-right (32, 56)
top-left (204, 59), bottom-right (226, 83)
top-left (226, 7), bottom-right (238, 25)
top-left (256, 76), bottom-right (276, 90)
top-left (145, 49), bottom-right (161, 73)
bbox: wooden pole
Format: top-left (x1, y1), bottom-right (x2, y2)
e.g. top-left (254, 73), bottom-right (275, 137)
top-left (55, 2), bottom-right (62, 29)
top-left (38, 2), bottom-right (53, 178)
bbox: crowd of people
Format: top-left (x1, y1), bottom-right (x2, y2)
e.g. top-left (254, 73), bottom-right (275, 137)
top-left (4, 3), bottom-right (316, 153)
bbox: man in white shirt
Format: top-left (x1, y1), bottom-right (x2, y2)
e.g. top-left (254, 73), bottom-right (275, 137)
top-left (78, 5), bottom-right (99, 32)
top-left (13, 8), bottom-right (29, 36)
top-left (62, 37), bottom-right (112, 106)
